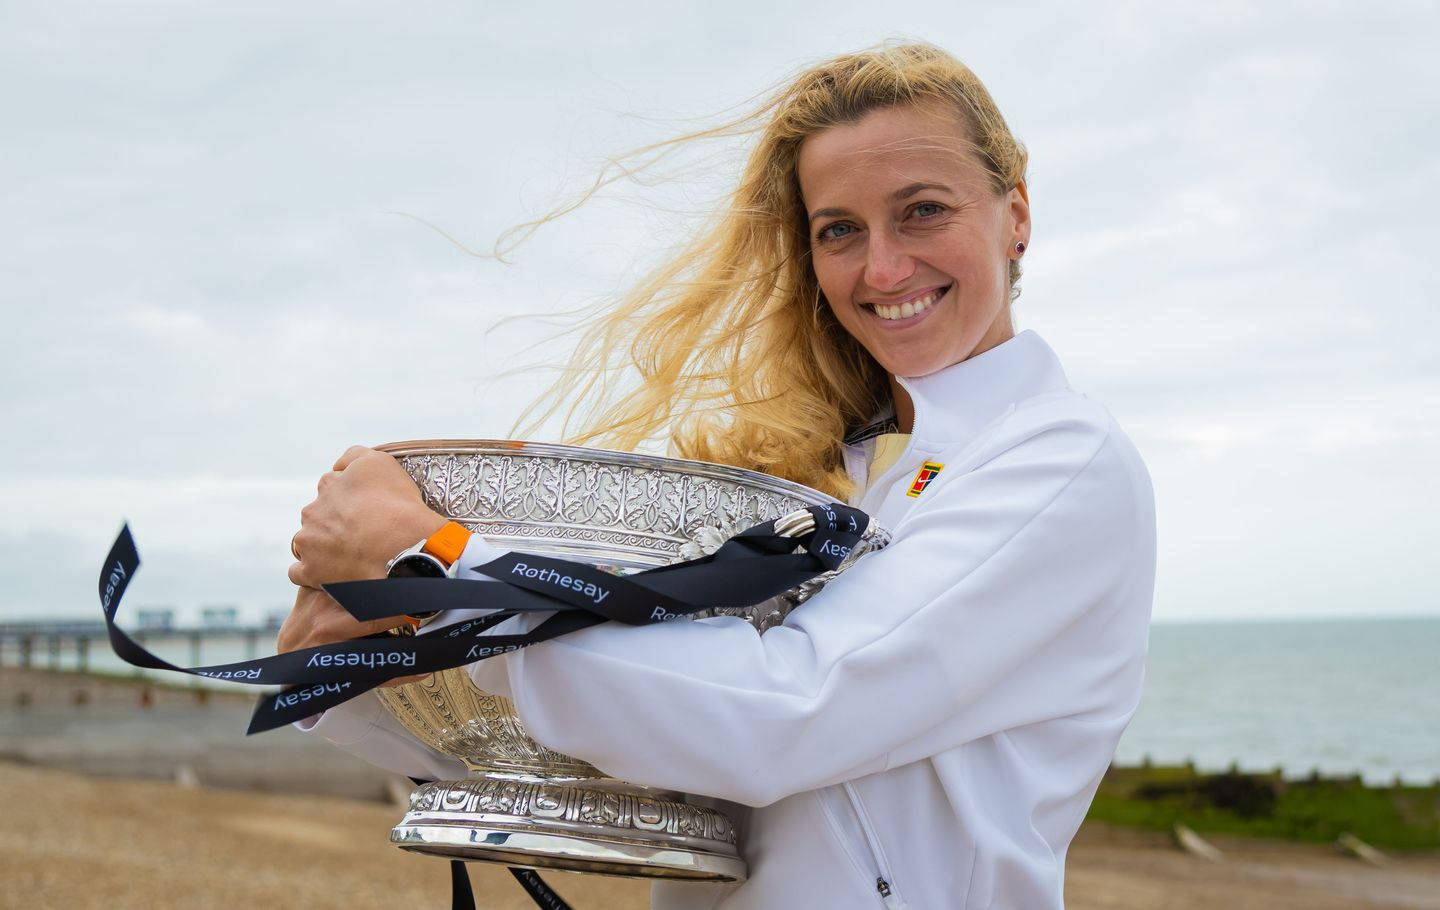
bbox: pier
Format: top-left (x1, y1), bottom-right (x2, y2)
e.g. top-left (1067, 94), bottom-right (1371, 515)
top-left (0, 619), bottom-right (281, 680)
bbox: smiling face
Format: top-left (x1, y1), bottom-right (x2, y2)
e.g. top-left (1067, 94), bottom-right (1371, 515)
top-left (797, 103), bottom-right (1030, 379)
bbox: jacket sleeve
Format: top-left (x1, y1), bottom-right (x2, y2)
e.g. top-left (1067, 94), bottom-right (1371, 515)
top-left (295, 688), bottom-right (468, 781)
top-left (501, 404), bottom-right (1156, 807)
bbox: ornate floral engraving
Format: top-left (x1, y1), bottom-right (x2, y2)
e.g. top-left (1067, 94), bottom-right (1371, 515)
top-left (391, 442), bottom-right (817, 565)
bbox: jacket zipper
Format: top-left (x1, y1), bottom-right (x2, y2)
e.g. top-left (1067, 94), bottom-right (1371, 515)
top-left (841, 413), bottom-right (916, 907)
top-left (841, 782), bottom-right (907, 909)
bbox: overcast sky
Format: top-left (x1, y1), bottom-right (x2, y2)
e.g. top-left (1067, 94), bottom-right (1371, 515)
top-left (2, 1), bottom-right (1436, 627)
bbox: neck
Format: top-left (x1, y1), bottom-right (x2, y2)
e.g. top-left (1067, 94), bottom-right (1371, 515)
top-left (885, 311), bottom-right (1018, 434)
top-left (888, 376), bottom-right (915, 434)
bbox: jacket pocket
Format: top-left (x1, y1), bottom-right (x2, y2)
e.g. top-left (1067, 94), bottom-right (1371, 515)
top-left (816, 784), bottom-right (909, 909)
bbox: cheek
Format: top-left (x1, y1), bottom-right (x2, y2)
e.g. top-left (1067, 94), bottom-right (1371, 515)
top-left (824, 298), bottom-right (863, 339)
top-left (810, 260), bottom-right (851, 313)
top-left (818, 291), bottom-right (868, 346)
top-left (943, 218), bottom-right (1006, 272)
top-left (945, 242), bottom-right (1004, 293)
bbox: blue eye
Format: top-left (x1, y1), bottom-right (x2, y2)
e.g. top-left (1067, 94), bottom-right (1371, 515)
top-left (817, 222), bottom-right (855, 242)
top-left (913, 202), bottom-right (945, 218)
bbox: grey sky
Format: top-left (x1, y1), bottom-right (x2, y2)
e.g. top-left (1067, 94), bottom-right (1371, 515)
top-left (2, 1), bottom-right (1436, 625)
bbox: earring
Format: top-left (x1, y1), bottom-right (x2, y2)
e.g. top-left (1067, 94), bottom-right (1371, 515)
top-left (1014, 241), bottom-right (1026, 256)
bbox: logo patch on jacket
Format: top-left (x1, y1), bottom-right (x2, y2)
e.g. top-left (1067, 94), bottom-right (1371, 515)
top-left (906, 461), bottom-right (945, 498)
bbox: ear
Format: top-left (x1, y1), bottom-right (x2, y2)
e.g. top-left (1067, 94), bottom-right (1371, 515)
top-left (1007, 179), bottom-right (1031, 253)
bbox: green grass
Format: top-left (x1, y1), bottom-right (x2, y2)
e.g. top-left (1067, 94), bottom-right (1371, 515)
top-left (1087, 763), bottom-right (1440, 850)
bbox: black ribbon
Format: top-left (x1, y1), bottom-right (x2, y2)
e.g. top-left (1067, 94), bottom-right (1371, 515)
top-left (95, 504), bottom-right (869, 736)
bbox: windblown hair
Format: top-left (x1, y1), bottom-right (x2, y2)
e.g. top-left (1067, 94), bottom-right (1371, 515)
top-left (517, 42), bottom-right (1028, 500)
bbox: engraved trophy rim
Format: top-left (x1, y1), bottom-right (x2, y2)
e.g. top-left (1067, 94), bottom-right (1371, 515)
top-left (376, 437), bottom-right (838, 572)
top-left (376, 437), bottom-right (833, 504)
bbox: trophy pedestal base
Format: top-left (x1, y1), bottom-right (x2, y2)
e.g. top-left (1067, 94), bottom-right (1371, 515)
top-left (391, 779), bottom-right (746, 882)
top-left (392, 821), bottom-right (745, 881)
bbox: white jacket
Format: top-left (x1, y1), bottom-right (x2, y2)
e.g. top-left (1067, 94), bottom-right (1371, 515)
top-left (302, 330), bottom-right (1156, 908)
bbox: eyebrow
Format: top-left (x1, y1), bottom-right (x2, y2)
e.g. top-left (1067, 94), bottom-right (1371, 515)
top-left (807, 182), bottom-right (954, 224)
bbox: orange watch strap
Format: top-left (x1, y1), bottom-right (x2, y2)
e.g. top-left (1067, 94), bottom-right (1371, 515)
top-left (422, 521), bottom-right (471, 567)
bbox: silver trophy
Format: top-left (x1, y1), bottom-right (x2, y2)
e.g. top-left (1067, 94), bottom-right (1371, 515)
top-left (373, 440), bottom-right (888, 881)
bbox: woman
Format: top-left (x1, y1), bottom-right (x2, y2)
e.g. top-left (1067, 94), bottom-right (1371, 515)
top-left (281, 43), bottom-right (1156, 908)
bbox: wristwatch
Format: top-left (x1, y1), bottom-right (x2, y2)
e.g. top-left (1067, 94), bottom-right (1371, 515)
top-left (385, 521), bottom-right (472, 634)
top-left (386, 520), bottom-right (472, 579)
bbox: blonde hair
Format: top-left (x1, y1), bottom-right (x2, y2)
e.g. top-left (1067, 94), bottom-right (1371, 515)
top-left (518, 42), bottom-right (1028, 500)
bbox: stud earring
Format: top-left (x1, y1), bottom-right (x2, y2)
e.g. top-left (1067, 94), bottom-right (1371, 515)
top-left (1014, 241), bottom-right (1026, 255)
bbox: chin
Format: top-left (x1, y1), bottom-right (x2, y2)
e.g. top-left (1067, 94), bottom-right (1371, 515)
top-left (878, 350), bottom-right (953, 379)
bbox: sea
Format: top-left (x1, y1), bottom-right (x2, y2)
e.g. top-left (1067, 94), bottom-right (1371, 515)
top-left (1112, 617), bottom-right (1440, 785)
top-left (12, 617), bottom-right (1440, 786)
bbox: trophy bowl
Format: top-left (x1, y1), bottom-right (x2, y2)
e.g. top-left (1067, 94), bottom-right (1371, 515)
top-left (373, 440), bottom-right (886, 881)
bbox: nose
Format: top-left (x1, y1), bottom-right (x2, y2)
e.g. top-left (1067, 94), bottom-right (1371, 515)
top-left (862, 230), bottom-right (915, 293)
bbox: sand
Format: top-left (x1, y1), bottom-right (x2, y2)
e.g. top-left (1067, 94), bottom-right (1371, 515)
top-left (3, 761), bottom-right (1438, 909)
top-left (2, 668), bottom-right (1437, 908)
top-left (0, 761), bottom-right (651, 909)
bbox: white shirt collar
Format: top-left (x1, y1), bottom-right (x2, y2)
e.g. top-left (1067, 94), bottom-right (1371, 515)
top-left (894, 329), bottom-right (1071, 445)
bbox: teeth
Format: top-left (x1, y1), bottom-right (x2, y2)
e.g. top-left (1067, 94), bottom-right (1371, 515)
top-left (870, 287), bottom-right (946, 321)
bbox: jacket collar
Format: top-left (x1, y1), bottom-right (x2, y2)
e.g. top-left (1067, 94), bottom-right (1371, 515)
top-left (894, 329), bottom-right (1071, 446)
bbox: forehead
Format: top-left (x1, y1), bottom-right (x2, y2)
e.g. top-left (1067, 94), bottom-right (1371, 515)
top-left (797, 104), bottom-right (987, 204)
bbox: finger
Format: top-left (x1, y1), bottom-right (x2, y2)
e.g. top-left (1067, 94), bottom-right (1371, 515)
top-left (333, 445), bottom-right (373, 472)
top-left (317, 470), bottom-right (340, 493)
top-left (287, 561), bottom-right (312, 588)
top-left (354, 615), bottom-right (417, 638)
top-left (290, 526), bottom-right (312, 560)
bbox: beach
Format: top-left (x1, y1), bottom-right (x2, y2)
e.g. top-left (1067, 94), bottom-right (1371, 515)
top-left (3, 668), bottom-right (1438, 909)
top-left (6, 762), bottom-right (1438, 909)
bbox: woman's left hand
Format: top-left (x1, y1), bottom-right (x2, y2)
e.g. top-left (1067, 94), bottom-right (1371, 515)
top-left (287, 445), bottom-right (448, 588)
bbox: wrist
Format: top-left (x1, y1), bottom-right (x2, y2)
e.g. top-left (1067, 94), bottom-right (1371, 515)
top-left (385, 520), bottom-right (473, 634)
top-left (384, 507), bottom-right (447, 565)
top-left (386, 518), bottom-right (472, 580)
top-left (406, 507), bottom-right (449, 545)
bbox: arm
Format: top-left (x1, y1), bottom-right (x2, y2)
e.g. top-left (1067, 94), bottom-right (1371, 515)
top-left (502, 407), bottom-right (1156, 807)
top-left (286, 536), bottom-right (523, 778)
top-left (278, 441), bottom-right (505, 777)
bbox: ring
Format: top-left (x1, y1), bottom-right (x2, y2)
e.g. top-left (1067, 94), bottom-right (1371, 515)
top-left (290, 533), bottom-right (301, 560)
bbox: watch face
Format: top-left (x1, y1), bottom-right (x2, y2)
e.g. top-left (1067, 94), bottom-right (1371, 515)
top-left (388, 553), bottom-right (448, 579)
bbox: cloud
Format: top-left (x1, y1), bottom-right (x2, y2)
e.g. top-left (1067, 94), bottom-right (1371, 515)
top-left (2, 1), bottom-right (1437, 625)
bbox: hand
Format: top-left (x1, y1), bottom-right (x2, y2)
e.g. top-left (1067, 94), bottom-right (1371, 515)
top-left (276, 586), bottom-right (428, 688)
top-left (288, 445), bottom-right (448, 589)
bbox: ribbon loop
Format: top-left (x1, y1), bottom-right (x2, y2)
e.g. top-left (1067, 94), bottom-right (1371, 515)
top-left (93, 503), bottom-right (875, 736)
